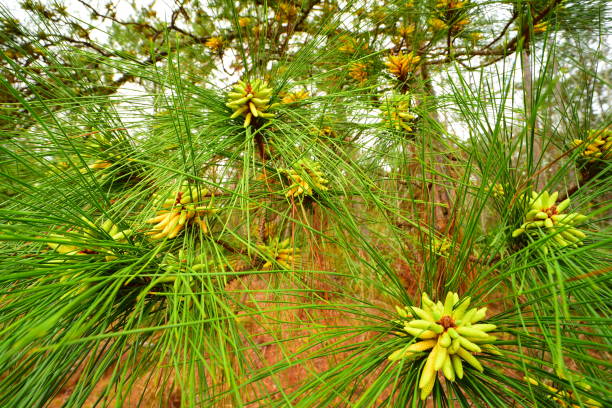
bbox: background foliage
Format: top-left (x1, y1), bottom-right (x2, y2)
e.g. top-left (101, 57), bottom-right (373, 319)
top-left (0, 0), bottom-right (610, 406)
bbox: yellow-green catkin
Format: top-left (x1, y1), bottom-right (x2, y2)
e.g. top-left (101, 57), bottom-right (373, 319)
top-left (512, 191), bottom-right (588, 248)
top-left (47, 217), bottom-right (132, 261)
top-left (282, 159), bottom-right (329, 198)
top-left (257, 237), bottom-right (299, 269)
top-left (388, 292), bottom-right (499, 400)
top-left (571, 127), bottom-right (611, 161)
top-left (386, 52), bottom-right (421, 79)
top-left (381, 95), bottom-right (416, 132)
top-left (226, 79), bottom-right (276, 127)
top-left (145, 182), bottom-right (217, 239)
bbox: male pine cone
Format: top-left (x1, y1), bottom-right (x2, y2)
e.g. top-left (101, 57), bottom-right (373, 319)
top-left (145, 183), bottom-right (217, 239)
top-left (512, 191), bottom-right (587, 248)
top-left (388, 292), bottom-right (499, 400)
top-left (282, 159), bottom-right (329, 198)
top-left (226, 79), bottom-right (276, 127)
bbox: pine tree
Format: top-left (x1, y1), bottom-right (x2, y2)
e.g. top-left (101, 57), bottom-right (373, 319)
top-left (0, 0), bottom-right (610, 406)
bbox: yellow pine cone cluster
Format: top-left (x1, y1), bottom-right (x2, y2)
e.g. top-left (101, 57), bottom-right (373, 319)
top-left (524, 377), bottom-right (602, 408)
top-left (571, 127), bottom-right (611, 161)
top-left (381, 96), bottom-right (416, 132)
top-left (431, 236), bottom-right (451, 257)
top-left (282, 159), bottom-right (330, 198)
top-left (512, 191), bottom-right (587, 248)
top-left (348, 62), bottom-right (368, 83)
top-left (431, 0), bottom-right (470, 31)
top-left (489, 182), bottom-right (504, 198)
top-left (159, 251), bottom-right (216, 275)
top-left (281, 90), bottom-right (309, 104)
top-left (146, 183), bottom-right (217, 240)
top-left (386, 52), bottom-right (421, 79)
top-left (48, 217), bottom-right (132, 261)
top-left (429, 18), bottom-right (448, 31)
top-left (148, 251), bottom-right (231, 293)
top-left (81, 158), bottom-right (121, 183)
top-left (393, 24), bottom-right (416, 45)
top-left (99, 219), bottom-right (132, 261)
top-left (226, 79), bottom-right (275, 127)
top-left (257, 237), bottom-right (299, 269)
top-left (397, 24), bottom-right (415, 37)
top-left (338, 35), bottom-right (357, 53)
top-left (205, 37), bottom-right (223, 51)
top-left (389, 292), bottom-right (499, 400)
top-left (320, 126), bottom-right (336, 138)
top-left (275, 2), bottom-right (298, 22)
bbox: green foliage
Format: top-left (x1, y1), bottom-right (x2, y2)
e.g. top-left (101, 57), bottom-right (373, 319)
top-left (0, 0), bottom-right (611, 407)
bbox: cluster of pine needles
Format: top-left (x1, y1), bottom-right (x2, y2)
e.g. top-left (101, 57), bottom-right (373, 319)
top-left (0, 0), bottom-right (610, 407)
